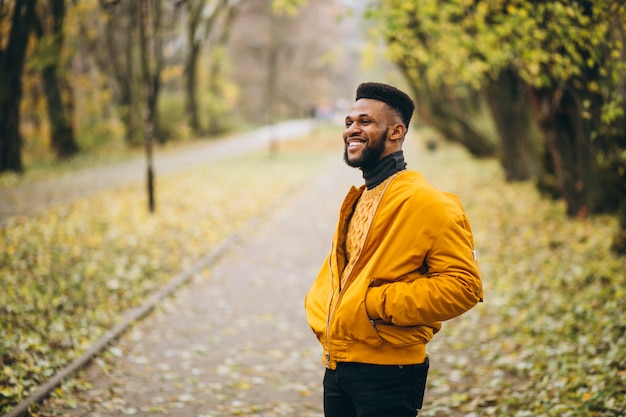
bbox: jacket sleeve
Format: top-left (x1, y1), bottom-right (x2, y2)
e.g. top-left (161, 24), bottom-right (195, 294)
top-left (365, 213), bottom-right (483, 326)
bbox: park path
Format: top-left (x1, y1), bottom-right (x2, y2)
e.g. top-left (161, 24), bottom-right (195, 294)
top-left (0, 120), bottom-right (318, 222)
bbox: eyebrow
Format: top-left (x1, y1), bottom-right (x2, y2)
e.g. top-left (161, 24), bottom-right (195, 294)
top-left (345, 113), bottom-right (374, 120)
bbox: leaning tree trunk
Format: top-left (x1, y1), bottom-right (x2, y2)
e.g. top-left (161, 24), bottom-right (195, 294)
top-left (0, 0), bottom-right (37, 173)
top-left (485, 67), bottom-right (540, 181)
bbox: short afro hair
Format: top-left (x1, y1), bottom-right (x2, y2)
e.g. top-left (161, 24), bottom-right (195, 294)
top-left (355, 82), bottom-right (415, 128)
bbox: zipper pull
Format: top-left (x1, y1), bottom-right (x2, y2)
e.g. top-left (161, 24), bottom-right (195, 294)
top-left (370, 319), bottom-right (379, 332)
top-left (325, 353), bottom-right (331, 365)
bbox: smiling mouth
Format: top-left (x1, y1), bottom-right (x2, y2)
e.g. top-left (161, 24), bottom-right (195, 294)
top-left (347, 139), bottom-right (365, 148)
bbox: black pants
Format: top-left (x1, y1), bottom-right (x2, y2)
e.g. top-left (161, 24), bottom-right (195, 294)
top-left (323, 357), bottom-right (429, 417)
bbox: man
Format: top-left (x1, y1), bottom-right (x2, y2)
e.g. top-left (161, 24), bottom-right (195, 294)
top-left (304, 82), bottom-right (484, 417)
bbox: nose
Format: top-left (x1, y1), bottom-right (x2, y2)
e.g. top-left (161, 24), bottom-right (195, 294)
top-left (344, 122), bottom-right (360, 137)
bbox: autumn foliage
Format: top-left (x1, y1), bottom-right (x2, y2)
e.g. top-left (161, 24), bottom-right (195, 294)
top-left (371, 0), bottom-right (626, 253)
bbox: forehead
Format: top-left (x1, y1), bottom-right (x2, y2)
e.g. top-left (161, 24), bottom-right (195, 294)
top-left (346, 98), bottom-right (393, 119)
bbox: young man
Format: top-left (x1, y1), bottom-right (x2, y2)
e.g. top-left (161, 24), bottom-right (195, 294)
top-left (304, 82), bottom-right (484, 417)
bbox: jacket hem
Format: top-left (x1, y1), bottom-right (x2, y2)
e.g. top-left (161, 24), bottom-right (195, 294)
top-left (326, 341), bottom-right (427, 369)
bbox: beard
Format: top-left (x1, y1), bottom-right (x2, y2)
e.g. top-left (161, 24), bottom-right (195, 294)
top-left (343, 130), bottom-right (388, 169)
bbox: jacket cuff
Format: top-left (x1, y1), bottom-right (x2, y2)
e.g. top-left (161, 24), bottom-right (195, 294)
top-left (365, 286), bottom-right (385, 320)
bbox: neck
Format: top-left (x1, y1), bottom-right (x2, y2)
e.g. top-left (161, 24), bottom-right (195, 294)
top-left (361, 151), bottom-right (406, 189)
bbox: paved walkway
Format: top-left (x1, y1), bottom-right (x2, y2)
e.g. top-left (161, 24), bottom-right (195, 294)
top-left (0, 120), bottom-right (318, 222)
top-left (35, 155), bottom-right (362, 417)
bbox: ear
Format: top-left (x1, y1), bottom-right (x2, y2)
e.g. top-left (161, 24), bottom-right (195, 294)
top-left (388, 123), bottom-right (406, 142)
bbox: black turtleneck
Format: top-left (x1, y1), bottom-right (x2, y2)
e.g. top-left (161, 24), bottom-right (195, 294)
top-left (361, 151), bottom-right (407, 190)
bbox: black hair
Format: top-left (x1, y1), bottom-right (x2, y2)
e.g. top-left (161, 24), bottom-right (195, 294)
top-left (355, 82), bottom-right (415, 128)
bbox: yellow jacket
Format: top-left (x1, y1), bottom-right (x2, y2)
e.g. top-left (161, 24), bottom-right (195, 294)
top-left (305, 170), bottom-right (483, 370)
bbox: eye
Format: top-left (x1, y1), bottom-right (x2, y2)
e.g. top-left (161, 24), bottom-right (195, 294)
top-left (345, 120), bottom-right (353, 128)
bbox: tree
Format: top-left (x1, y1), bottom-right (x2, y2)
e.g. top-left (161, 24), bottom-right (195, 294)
top-left (33, 0), bottom-right (79, 159)
top-left (377, 3), bottom-right (498, 158)
top-left (0, 0), bottom-right (37, 173)
top-left (98, 0), bottom-right (143, 146)
top-left (373, 0), bottom-right (626, 253)
top-left (485, 67), bottom-right (541, 181)
top-left (138, 0), bottom-right (166, 212)
top-left (183, 0), bottom-right (231, 135)
top-left (205, 1), bottom-right (237, 135)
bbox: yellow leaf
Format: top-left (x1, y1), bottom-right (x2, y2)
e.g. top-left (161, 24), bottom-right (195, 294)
top-left (234, 381), bottom-right (251, 390)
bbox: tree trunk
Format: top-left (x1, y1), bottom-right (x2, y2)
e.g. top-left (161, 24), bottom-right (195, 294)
top-left (125, 11), bottom-right (143, 146)
top-left (528, 87), bottom-right (603, 217)
top-left (185, 40), bottom-right (201, 134)
top-left (207, 2), bottom-right (237, 135)
top-left (611, 203), bottom-right (626, 255)
top-left (100, 1), bottom-right (142, 146)
top-left (184, 0), bottom-right (231, 136)
top-left (0, 0), bottom-right (37, 173)
top-left (608, 16), bottom-right (626, 254)
top-left (41, 65), bottom-right (78, 158)
top-left (139, 0), bottom-right (164, 211)
top-left (148, 0), bottom-right (162, 144)
top-left (184, 0), bottom-right (202, 134)
top-left (39, 0), bottom-right (79, 159)
top-left (485, 68), bottom-right (539, 181)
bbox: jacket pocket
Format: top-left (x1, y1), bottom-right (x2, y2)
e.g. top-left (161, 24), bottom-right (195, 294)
top-left (371, 321), bottom-right (434, 346)
top-left (332, 296), bottom-right (384, 347)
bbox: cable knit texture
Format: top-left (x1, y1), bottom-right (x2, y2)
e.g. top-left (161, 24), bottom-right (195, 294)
top-left (341, 176), bottom-right (394, 289)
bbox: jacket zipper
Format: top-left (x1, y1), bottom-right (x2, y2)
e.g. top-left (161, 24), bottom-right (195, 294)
top-left (324, 174), bottom-right (398, 367)
top-left (324, 253), bottom-right (335, 367)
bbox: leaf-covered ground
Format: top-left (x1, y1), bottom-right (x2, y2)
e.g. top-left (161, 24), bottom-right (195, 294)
top-left (0, 131), bottom-right (336, 414)
top-left (413, 139), bottom-right (626, 417)
top-left (1, 128), bottom-right (625, 416)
